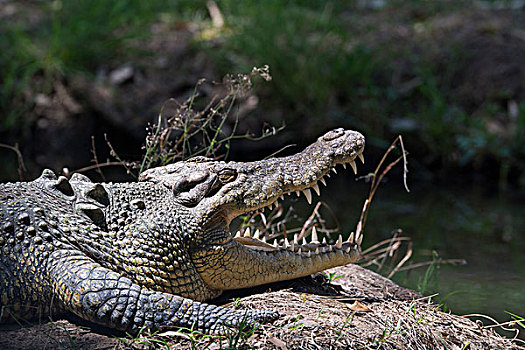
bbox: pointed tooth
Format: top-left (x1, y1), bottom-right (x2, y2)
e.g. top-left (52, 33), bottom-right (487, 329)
top-left (303, 188), bottom-right (312, 204)
top-left (261, 235), bottom-right (267, 243)
top-left (331, 168), bottom-right (337, 174)
top-left (342, 163), bottom-right (347, 169)
top-left (273, 240), bottom-right (279, 248)
top-left (274, 200), bottom-right (279, 208)
top-left (296, 191), bottom-right (300, 197)
top-left (329, 245), bottom-right (333, 252)
top-left (311, 226), bottom-right (319, 244)
top-left (315, 247), bottom-right (320, 254)
top-left (358, 152), bottom-right (365, 164)
top-left (254, 229), bottom-right (261, 240)
top-left (345, 246), bottom-right (351, 253)
top-left (319, 177), bottom-right (327, 186)
top-left (244, 227), bottom-right (251, 238)
top-left (284, 237), bottom-right (290, 248)
top-left (348, 232), bottom-right (355, 243)
top-left (302, 237), bottom-right (307, 246)
top-left (294, 234), bottom-right (299, 245)
top-left (350, 161), bottom-right (357, 175)
top-left (357, 234), bottom-right (363, 245)
top-left (322, 237), bottom-right (327, 244)
top-left (326, 173), bottom-right (331, 178)
top-left (336, 235), bottom-right (343, 249)
top-left (291, 241), bottom-right (295, 251)
top-left (307, 250), bottom-right (311, 257)
top-left (297, 247), bottom-right (302, 254)
top-left (235, 231), bottom-right (241, 238)
top-left (260, 213), bottom-right (267, 226)
top-left (280, 195), bottom-right (285, 200)
top-left (312, 183), bottom-right (320, 196)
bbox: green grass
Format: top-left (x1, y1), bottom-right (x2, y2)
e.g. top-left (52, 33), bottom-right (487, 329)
top-left (1, 0), bottom-right (525, 186)
top-left (201, 0), bottom-right (525, 186)
top-left (205, 1), bottom-right (388, 130)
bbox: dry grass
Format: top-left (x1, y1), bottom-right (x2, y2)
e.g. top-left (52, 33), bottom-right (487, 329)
top-left (164, 265), bottom-right (524, 350)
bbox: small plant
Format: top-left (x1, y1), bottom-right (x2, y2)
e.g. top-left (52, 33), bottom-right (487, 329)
top-left (277, 315), bottom-right (304, 331)
top-left (325, 272), bottom-right (343, 283)
top-left (335, 312), bottom-right (355, 341)
top-left (417, 250), bottom-right (440, 295)
top-left (316, 305), bottom-right (325, 319)
top-left (83, 65), bottom-right (280, 178)
top-left (136, 66), bottom-right (278, 176)
top-left (232, 297), bottom-right (242, 310)
top-left (118, 325), bottom-right (171, 349)
top-left (222, 312), bottom-right (260, 350)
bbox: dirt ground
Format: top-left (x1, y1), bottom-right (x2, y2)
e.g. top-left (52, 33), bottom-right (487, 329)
top-left (1, 264), bottom-right (522, 350)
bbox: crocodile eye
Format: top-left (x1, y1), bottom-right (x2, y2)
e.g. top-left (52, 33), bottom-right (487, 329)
top-left (218, 168), bottom-right (237, 183)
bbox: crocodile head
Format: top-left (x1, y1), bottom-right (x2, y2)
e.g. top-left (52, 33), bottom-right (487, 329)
top-left (139, 128), bottom-right (365, 292)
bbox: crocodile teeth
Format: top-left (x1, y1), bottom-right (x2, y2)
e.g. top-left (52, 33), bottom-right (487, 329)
top-left (261, 235), bottom-right (267, 243)
top-left (311, 226), bottom-right (319, 244)
top-left (297, 247), bottom-right (302, 254)
top-left (307, 250), bottom-right (311, 257)
top-left (303, 188), bottom-right (312, 204)
top-left (284, 237), bottom-right (290, 248)
top-left (332, 168), bottom-right (337, 174)
top-left (296, 191), bottom-right (300, 197)
top-left (336, 235), bottom-right (343, 249)
top-left (280, 195), bottom-right (285, 201)
top-left (290, 241), bottom-right (295, 251)
top-left (319, 177), bottom-right (327, 186)
top-left (345, 246), bottom-right (352, 253)
top-left (350, 161), bottom-right (357, 175)
top-left (322, 237), bottom-right (327, 244)
top-left (273, 240), bottom-right (279, 248)
top-left (235, 231), bottom-right (242, 238)
top-left (253, 229), bottom-right (261, 240)
top-left (260, 213), bottom-right (267, 226)
top-left (358, 152), bottom-right (365, 164)
top-left (329, 245), bottom-right (333, 252)
top-left (348, 232), bottom-right (355, 243)
top-left (244, 227), bottom-right (251, 238)
top-left (293, 234), bottom-right (299, 245)
top-left (342, 163), bottom-right (347, 169)
top-left (302, 237), bottom-right (308, 246)
top-left (315, 247), bottom-right (320, 254)
top-left (312, 183), bottom-right (321, 196)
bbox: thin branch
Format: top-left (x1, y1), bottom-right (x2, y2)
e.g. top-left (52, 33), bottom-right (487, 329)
top-left (0, 142), bottom-right (27, 180)
top-left (90, 136), bottom-right (106, 182)
top-left (264, 143), bottom-right (297, 160)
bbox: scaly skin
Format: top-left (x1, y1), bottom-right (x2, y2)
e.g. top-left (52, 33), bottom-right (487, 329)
top-left (0, 128), bottom-right (365, 334)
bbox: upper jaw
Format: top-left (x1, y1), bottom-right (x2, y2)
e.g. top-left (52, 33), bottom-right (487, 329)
top-left (231, 131), bottom-right (365, 214)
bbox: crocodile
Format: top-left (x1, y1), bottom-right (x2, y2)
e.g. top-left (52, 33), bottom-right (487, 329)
top-left (0, 128), bottom-right (365, 334)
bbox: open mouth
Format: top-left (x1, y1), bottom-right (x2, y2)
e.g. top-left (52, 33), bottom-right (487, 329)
top-left (233, 149), bottom-right (365, 257)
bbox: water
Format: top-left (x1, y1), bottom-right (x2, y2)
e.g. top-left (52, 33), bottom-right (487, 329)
top-left (295, 175), bottom-right (525, 329)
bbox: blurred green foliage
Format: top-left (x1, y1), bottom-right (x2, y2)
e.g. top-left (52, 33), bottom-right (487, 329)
top-left (0, 1), bottom-right (168, 130)
top-left (1, 0), bottom-right (524, 186)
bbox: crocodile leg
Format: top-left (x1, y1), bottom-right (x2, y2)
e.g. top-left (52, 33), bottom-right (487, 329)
top-left (48, 249), bottom-right (278, 334)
